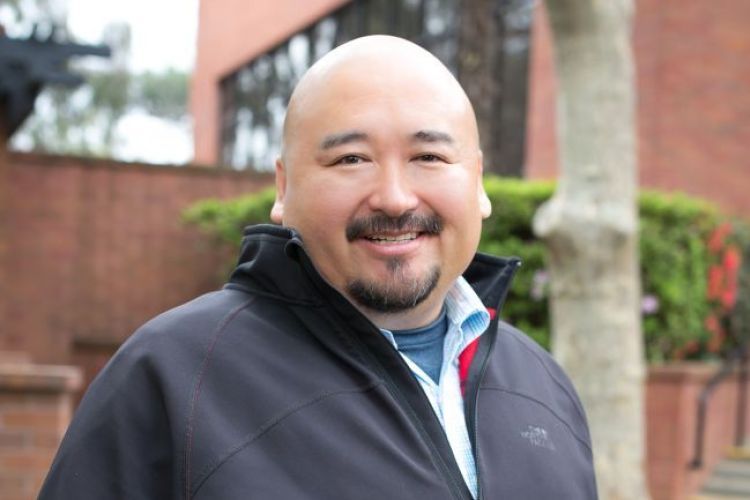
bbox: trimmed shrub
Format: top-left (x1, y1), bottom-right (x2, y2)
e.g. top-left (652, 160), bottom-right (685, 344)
top-left (184, 177), bottom-right (745, 362)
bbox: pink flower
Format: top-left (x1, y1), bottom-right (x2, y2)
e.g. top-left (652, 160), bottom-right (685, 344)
top-left (641, 295), bottom-right (660, 315)
top-left (530, 270), bottom-right (549, 301)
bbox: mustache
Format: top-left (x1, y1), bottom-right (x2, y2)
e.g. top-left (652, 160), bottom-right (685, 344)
top-left (346, 213), bottom-right (443, 241)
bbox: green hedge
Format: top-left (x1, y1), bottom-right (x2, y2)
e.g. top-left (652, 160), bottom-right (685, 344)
top-left (184, 177), bottom-right (741, 362)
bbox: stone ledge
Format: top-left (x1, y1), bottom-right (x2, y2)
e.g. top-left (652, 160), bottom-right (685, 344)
top-left (0, 363), bottom-right (82, 394)
top-left (648, 362), bottom-right (728, 383)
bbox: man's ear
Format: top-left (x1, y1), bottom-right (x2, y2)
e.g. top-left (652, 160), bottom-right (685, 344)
top-left (477, 151), bottom-right (491, 219)
top-left (270, 158), bottom-right (286, 224)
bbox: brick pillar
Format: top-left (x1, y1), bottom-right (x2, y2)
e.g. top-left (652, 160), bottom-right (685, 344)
top-left (0, 352), bottom-right (82, 500)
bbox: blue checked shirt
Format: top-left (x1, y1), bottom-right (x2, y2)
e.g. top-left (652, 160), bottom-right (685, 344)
top-left (380, 277), bottom-right (490, 499)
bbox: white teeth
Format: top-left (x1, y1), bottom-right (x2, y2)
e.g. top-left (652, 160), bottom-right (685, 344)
top-left (367, 232), bottom-right (418, 242)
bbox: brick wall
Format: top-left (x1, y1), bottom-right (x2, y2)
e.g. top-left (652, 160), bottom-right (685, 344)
top-left (0, 352), bottom-right (81, 500)
top-left (3, 153), bottom-right (272, 366)
top-left (526, 0), bottom-right (750, 217)
top-left (634, 0), bottom-right (750, 217)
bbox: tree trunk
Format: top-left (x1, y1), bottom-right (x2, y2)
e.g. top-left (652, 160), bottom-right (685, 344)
top-left (532, 2), bottom-right (649, 499)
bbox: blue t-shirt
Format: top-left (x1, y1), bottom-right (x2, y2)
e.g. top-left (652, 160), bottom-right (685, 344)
top-left (391, 307), bottom-right (448, 384)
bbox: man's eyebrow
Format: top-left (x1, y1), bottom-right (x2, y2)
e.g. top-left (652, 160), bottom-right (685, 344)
top-left (319, 131), bottom-right (368, 150)
top-left (412, 130), bottom-right (454, 144)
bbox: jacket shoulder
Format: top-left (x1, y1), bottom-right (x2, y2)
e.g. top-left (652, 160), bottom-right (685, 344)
top-left (39, 288), bottom-right (259, 499)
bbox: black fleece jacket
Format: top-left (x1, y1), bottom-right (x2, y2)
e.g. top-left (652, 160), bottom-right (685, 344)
top-left (40, 224), bottom-right (597, 500)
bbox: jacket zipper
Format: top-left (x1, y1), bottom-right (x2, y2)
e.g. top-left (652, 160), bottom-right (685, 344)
top-left (347, 321), bottom-right (474, 500)
top-left (464, 259), bottom-right (522, 500)
top-left (464, 331), bottom-right (495, 500)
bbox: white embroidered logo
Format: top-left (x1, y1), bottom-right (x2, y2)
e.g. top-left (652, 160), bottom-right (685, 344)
top-left (521, 425), bottom-right (556, 451)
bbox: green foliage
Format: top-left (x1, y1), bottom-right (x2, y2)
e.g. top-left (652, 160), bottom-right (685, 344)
top-left (184, 177), bottom-right (744, 362)
top-left (89, 70), bottom-right (131, 116)
top-left (182, 188), bottom-right (277, 245)
top-left (132, 69), bottom-right (190, 120)
top-left (638, 192), bottom-right (719, 361)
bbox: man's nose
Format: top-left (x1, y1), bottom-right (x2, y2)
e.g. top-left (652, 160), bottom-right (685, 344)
top-left (367, 164), bottom-right (419, 216)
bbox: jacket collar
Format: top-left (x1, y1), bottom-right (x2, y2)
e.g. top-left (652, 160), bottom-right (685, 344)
top-left (227, 224), bottom-right (521, 315)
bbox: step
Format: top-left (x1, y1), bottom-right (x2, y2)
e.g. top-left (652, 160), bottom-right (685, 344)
top-left (701, 474), bottom-right (750, 496)
top-left (694, 494), bottom-right (750, 500)
top-left (714, 460), bottom-right (750, 478)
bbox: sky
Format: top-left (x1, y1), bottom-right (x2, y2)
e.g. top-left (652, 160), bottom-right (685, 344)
top-left (1, 0), bottom-right (200, 164)
top-left (66, 0), bottom-right (199, 73)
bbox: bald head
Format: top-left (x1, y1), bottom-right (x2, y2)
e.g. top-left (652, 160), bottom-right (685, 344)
top-left (270, 35), bottom-right (490, 329)
top-left (281, 35), bottom-right (479, 164)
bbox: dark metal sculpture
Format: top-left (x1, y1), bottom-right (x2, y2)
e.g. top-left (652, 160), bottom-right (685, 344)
top-left (0, 27), bottom-right (110, 137)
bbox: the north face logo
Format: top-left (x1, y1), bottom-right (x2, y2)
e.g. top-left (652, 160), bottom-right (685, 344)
top-left (521, 425), bottom-right (556, 451)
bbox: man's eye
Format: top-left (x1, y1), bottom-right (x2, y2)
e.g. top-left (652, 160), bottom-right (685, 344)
top-left (333, 155), bottom-right (366, 165)
top-left (414, 154), bottom-right (443, 163)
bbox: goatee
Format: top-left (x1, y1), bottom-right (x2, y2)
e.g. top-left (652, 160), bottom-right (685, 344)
top-left (347, 262), bottom-right (441, 313)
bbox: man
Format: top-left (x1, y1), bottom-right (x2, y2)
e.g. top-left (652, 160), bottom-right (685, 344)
top-left (41, 36), bottom-right (596, 499)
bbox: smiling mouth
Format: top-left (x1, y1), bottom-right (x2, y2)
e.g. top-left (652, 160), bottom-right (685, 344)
top-left (346, 213), bottom-right (443, 242)
top-left (365, 232), bottom-right (420, 243)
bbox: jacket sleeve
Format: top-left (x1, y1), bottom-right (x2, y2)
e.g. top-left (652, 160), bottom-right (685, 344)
top-left (38, 336), bottom-right (177, 499)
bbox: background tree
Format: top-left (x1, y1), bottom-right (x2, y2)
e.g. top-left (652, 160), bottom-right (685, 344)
top-left (532, 1), bottom-right (649, 498)
top-left (457, 0), bottom-right (533, 177)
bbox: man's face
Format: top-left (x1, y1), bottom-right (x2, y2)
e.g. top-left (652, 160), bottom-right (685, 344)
top-left (273, 53), bottom-right (490, 326)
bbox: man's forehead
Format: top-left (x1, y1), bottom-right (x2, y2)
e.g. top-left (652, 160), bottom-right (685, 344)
top-left (297, 80), bottom-right (472, 142)
top-left (282, 36), bottom-right (478, 159)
